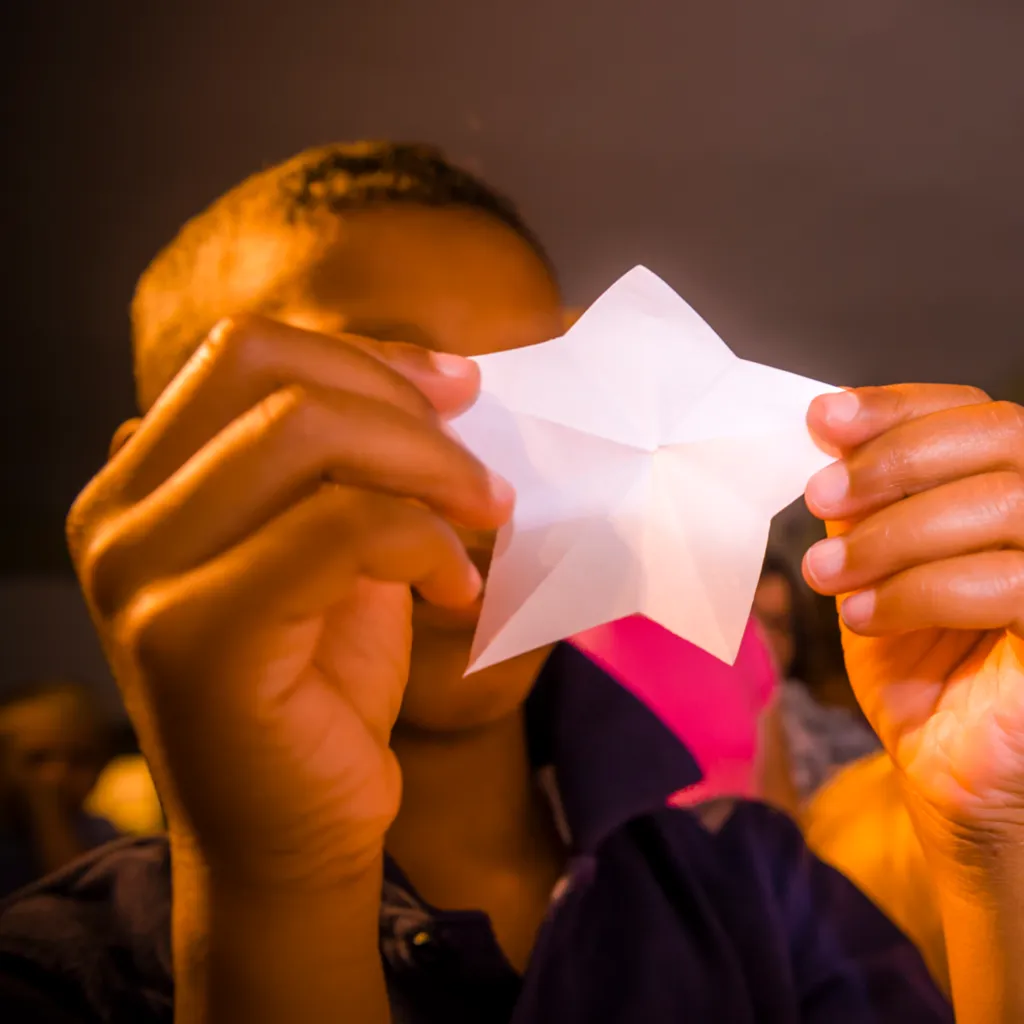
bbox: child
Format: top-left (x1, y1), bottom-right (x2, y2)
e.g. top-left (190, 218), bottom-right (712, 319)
top-left (1, 141), bottom-right (1023, 1022)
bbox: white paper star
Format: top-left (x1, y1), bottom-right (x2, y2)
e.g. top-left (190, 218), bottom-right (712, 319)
top-left (448, 266), bottom-right (840, 673)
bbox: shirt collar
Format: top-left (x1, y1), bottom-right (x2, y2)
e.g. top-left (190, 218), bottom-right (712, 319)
top-left (525, 643), bottom-right (703, 852)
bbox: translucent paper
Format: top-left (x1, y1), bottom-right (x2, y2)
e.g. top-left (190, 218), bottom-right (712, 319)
top-left (449, 266), bottom-right (840, 673)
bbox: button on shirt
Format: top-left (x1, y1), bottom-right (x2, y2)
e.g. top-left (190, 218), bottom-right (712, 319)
top-left (0, 644), bottom-right (951, 1023)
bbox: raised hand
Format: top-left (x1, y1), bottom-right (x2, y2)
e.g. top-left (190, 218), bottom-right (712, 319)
top-left (67, 315), bottom-right (512, 888)
top-left (802, 385), bottom-right (1024, 859)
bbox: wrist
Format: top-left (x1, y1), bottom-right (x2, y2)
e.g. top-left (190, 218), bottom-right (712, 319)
top-left (927, 844), bottom-right (1024, 1024)
top-left (908, 801), bottom-right (1024, 892)
top-left (170, 841), bottom-right (388, 1024)
top-left (167, 822), bottom-right (387, 895)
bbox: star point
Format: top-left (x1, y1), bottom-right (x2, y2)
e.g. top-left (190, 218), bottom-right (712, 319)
top-left (449, 267), bottom-right (840, 673)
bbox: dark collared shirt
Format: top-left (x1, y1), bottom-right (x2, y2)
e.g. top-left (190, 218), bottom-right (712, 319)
top-left (0, 645), bottom-right (950, 1023)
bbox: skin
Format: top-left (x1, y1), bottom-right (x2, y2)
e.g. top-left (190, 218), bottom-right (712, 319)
top-left (66, 201), bottom-right (1024, 1023)
top-left (803, 388), bottom-right (1024, 1023)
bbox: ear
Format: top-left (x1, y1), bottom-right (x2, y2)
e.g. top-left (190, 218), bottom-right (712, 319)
top-left (108, 418), bottom-right (142, 460)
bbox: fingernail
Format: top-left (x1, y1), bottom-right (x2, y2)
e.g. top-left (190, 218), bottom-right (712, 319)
top-left (488, 470), bottom-right (516, 506)
top-left (805, 537), bottom-right (846, 582)
top-left (841, 590), bottom-right (876, 628)
top-left (821, 391), bottom-right (860, 424)
top-left (806, 461), bottom-right (849, 512)
top-left (429, 351), bottom-right (475, 378)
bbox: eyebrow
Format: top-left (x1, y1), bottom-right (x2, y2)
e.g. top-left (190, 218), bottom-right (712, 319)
top-left (343, 318), bottom-right (439, 350)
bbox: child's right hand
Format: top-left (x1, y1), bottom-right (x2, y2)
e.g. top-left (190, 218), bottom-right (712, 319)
top-left (66, 316), bottom-right (512, 890)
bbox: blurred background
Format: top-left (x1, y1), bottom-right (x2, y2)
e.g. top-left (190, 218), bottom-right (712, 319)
top-left (2, 0), bottom-right (1023, 707)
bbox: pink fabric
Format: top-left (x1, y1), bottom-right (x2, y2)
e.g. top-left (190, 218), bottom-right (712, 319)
top-left (570, 615), bottom-right (778, 805)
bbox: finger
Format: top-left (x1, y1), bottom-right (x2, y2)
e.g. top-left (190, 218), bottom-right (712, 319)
top-left (835, 550), bottom-right (1024, 638)
top-left (807, 384), bottom-right (991, 455)
top-left (805, 399), bottom-right (1024, 520)
top-left (122, 484), bottom-right (481, 677)
top-left (804, 471), bottom-right (1024, 596)
top-left (108, 315), bottom-right (480, 503)
top-left (84, 385), bottom-right (511, 617)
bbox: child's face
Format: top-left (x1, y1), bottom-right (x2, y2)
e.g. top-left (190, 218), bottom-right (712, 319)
top-left (0, 694), bottom-right (104, 814)
top-left (239, 204), bottom-right (564, 729)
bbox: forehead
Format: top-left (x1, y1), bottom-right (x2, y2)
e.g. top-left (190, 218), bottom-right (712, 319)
top-left (268, 204), bottom-right (563, 358)
top-left (0, 695), bottom-right (98, 748)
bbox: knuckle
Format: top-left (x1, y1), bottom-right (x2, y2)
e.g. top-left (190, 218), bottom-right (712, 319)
top-left (375, 345), bottom-right (437, 408)
top-left (1013, 549), bottom-right (1024, 584)
top-left (346, 489), bottom-right (430, 545)
top-left (989, 400), bottom-right (1024, 441)
top-left (65, 487), bottom-right (97, 564)
top-left (869, 441), bottom-right (916, 495)
top-left (347, 489), bottom-right (413, 538)
top-left (995, 470), bottom-right (1024, 546)
top-left (989, 469), bottom-right (1024, 507)
top-left (261, 385), bottom-right (372, 460)
top-left (880, 384), bottom-right (912, 418)
top-left (78, 519), bottom-right (133, 619)
top-left (308, 482), bottom-right (365, 539)
top-left (871, 383), bottom-right (926, 427)
top-left (65, 464), bottom-right (124, 565)
top-left (997, 551), bottom-right (1024, 603)
top-left (317, 489), bottom-right (416, 571)
top-left (119, 583), bottom-right (181, 675)
top-left (203, 313), bottom-right (269, 374)
top-left (250, 383), bottom-right (311, 439)
top-left (960, 384), bottom-right (992, 405)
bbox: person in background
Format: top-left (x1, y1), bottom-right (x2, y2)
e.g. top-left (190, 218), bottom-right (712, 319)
top-left (753, 550), bottom-right (881, 801)
top-left (0, 680), bottom-right (119, 896)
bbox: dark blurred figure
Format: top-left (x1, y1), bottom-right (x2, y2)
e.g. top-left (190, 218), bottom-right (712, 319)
top-left (753, 552), bottom-right (880, 801)
top-left (0, 680), bottom-right (119, 896)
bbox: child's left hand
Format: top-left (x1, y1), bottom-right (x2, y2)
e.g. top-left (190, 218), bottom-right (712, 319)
top-left (801, 384), bottom-right (1024, 867)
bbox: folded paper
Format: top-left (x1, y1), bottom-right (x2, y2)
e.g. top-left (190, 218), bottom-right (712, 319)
top-left (448, 266), bottom-right (841, 673)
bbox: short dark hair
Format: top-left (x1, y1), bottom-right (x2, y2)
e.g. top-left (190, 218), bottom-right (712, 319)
top-left (278, 143), bottom-right (548, 260)
top-left (132, 141), bottom-right (551, 410)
